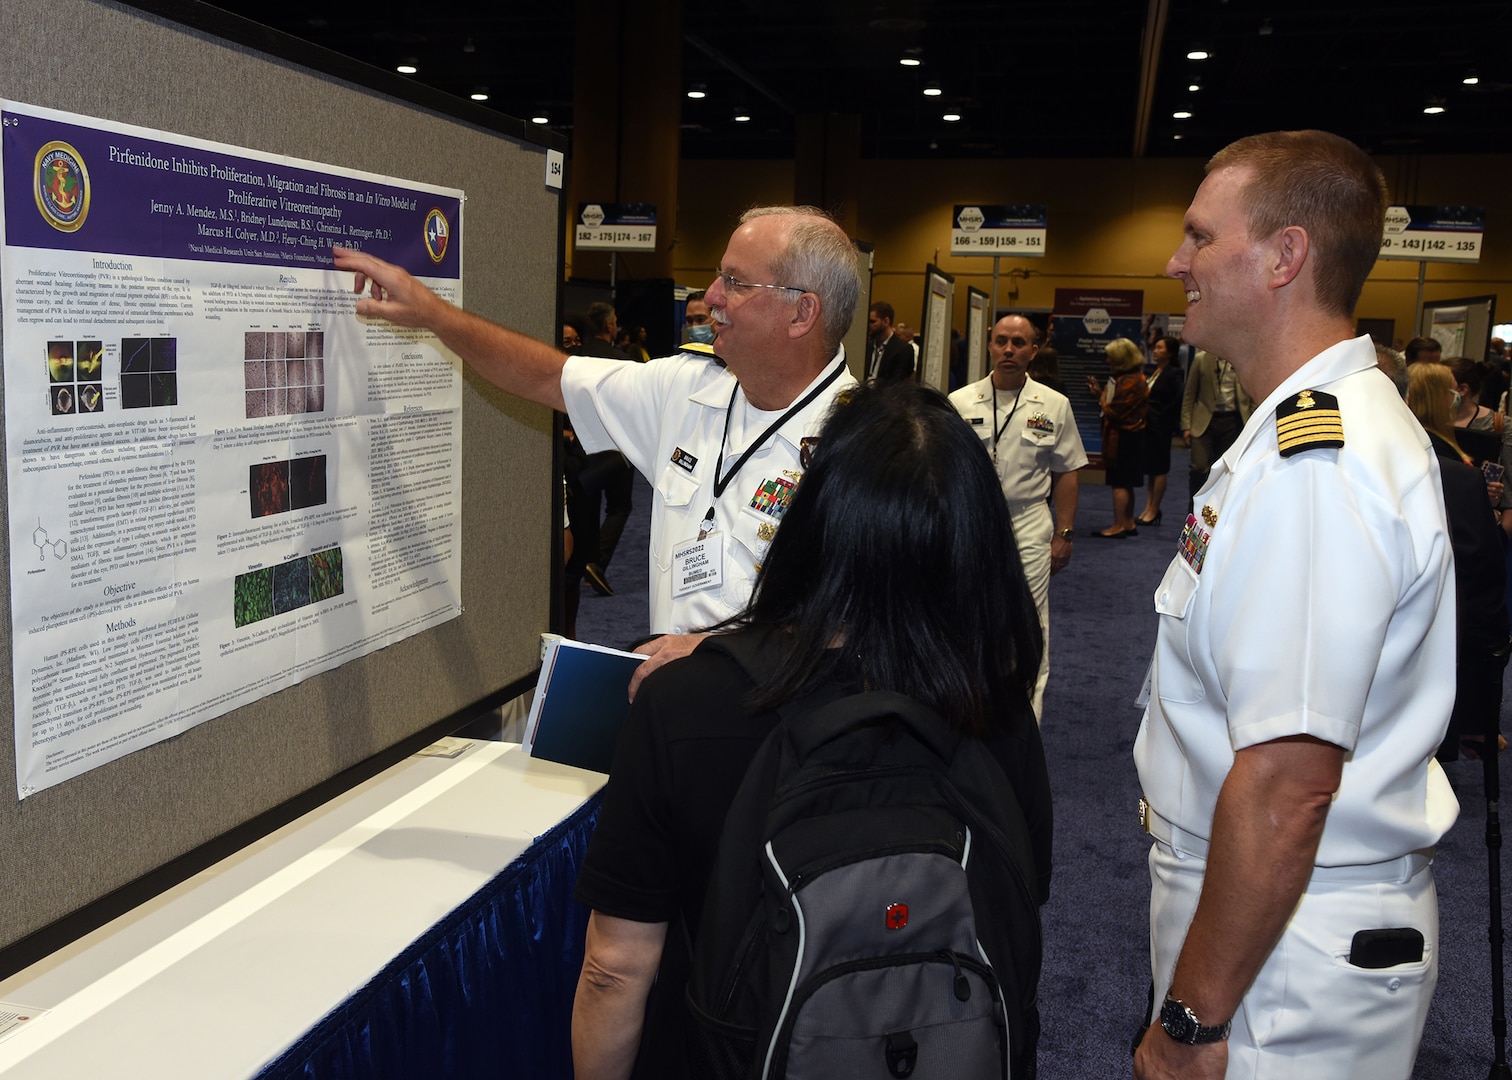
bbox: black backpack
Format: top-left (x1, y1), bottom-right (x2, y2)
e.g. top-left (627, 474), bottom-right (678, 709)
top-left (684, 634), bottom-right (1043, 1080)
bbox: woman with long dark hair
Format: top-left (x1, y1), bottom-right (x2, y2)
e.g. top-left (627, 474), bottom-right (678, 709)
top-left (1136, 336), bottom-right (1184, 526)
top-left (571, 383), bottom-right (1051, 1080)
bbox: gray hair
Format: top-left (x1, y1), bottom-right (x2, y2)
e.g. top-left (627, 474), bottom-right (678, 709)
top-left (739, 206), bottom-right (861, 351)
top-left (1373, 342), bottom-right (1408, 399)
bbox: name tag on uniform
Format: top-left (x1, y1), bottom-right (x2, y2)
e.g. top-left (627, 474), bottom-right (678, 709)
top-left (671, 532), bottom-right (724, 598)
top-left (670, 447), bottom-right (698, 472)
top-left (968, 416), bottom-right (985, 426)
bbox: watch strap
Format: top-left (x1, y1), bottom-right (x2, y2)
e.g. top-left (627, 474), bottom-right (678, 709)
top-left (1159, 996), bottom-right (1231, 1044)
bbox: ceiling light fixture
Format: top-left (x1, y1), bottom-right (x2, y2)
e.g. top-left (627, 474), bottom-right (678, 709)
top-left (943, 112), bottom-right (962, 122)
top-left (733, 109), bottom-right (751, 122)
top-left (396, 61), bottom-right (418, 75)
top-left (923, 83), bottom-right (942, 97)
top-left (1463, 72), bottom-right (1480, 85)
top-left (1423, 101), bottom-right (1446, 115)
top-left (687, 84), bottom-right (707, 100)
top-left (900, 48), bottom-right (923, 67)
top-left (1186, 49), bottom-right (1210, 61)
top-left (1173, 110), bottom-right (1192, 119)
top-left (471, 90), bottom-right (489, 102)
top-left (531, 113), bottom-right (550, 125)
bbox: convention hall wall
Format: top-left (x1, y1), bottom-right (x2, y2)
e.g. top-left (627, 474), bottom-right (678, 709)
top-left (667, 155), bottom-right (1511, 348)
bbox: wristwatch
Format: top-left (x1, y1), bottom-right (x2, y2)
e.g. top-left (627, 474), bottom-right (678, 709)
top-left (1159, 996), bottom-right (1231, 1044)
top-left (1055, 528), bottom-right (1075, 541)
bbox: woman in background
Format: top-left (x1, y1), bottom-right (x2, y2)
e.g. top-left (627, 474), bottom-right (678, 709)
top-left (1086, 337), bottom-right (1148, 538)
top-left (1136, 336), bottom-right (1184, 526)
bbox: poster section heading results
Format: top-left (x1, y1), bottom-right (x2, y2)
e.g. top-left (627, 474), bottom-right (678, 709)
top-left (3, 102), bottom-right (466, 798)
top-left (2, 101), bottom-right (460, 279)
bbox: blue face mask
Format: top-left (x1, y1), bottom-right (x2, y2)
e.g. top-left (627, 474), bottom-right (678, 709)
top-left (687, 323), bottom-right (715, 345)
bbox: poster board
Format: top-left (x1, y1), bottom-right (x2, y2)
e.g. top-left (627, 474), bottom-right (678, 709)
top-left (918, 264), bottom-right (954, 392)
top-left (966, 286), bottom-right (990, 385)
top-left (1421, 295), bottom-right (1497, 361)
top-left (0, 0), bottom-right (563, 955)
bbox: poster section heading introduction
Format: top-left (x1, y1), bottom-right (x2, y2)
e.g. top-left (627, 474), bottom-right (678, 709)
top-left (4, 102), bottom-right (460, 280)
top-left (2, 101), bottom-right (466, 798)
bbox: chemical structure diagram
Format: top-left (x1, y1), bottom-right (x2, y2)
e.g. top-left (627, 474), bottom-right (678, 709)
top-left (33, 518), bottom-right (67, 561)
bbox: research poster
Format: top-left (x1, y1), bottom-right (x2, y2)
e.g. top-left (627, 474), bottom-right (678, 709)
top-left (2, 101), bottom-right (465, 797)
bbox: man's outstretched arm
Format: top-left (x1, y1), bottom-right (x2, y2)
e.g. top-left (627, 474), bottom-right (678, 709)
top-left (333, 245), bottom-right (568, 412)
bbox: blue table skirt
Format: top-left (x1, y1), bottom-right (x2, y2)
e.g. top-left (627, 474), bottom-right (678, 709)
top-left (259, 792), bottom-right (601, 1080)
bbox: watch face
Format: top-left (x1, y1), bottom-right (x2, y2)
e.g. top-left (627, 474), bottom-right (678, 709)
top-left (1160, 998), bottom-right (1196, 1043)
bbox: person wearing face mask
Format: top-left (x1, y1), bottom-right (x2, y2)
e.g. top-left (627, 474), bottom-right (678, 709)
top-left (682, 291), bottom-right (716, 348)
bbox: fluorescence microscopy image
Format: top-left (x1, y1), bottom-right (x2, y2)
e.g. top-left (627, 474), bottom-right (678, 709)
top-left (47, 341), bottom-right (75, 383)
top-left (309, 547), bottom-right (344, 601)
top-left (272, 558), bottom-right (310, 615)
top-left (290, 455), bottom-right (328, 510)
top-left (249, 461), bottom-right (291, 518)
top-left (121, 337), bottom-right (151, 373)
top-left (77, 341), bottom-right (102, 379)
top-left (150, 372), bottom-right (177, 406)
top-left (233, 567), bottom-right (274, 627)
top-left (121, 374), bottom-right (150, 409)
top-left (151, 338), bottom-right (176, 371)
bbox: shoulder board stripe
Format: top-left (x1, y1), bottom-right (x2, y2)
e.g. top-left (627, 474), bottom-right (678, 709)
top-left (1275, 388), bottom-right (1344, 457)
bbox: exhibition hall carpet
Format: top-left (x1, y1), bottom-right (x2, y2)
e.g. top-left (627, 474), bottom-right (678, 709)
top-left (573, 461), bottom-right (1509, 1079)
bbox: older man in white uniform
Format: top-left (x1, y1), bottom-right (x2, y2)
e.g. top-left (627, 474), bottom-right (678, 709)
top-left (334, 206), bottom-right (859, 690)
top-left (1133, 131), bottom-right (1458, 1080)
top-left (950, 314), bottom-right (1085, 719)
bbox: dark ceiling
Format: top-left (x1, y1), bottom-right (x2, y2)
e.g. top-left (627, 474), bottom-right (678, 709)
top-left (204, 0), bottom-right (1512, 160)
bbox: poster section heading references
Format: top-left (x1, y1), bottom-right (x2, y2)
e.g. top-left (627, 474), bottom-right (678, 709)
top-left (2, 100), bottom-right (465, 797)
top-left (951, 205), bottom-right (1047, 258)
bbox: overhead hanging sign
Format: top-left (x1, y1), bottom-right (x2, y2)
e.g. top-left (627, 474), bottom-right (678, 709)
top-left (1378, 205), bottom-right (1484, 263)
top-left (951, 204), bottom-right (1047, 257)
top-left (575, 202), bottom-right (656, 252)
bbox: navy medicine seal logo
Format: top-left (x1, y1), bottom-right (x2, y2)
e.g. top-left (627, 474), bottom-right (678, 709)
top-left (34, 141), bottom-right (90, 233)
top-left (424, 208), bottom-right (450, 264)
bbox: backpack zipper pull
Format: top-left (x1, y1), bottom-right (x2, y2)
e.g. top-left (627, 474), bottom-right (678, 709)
top-left (945, 951), bottom-right (971, 1002)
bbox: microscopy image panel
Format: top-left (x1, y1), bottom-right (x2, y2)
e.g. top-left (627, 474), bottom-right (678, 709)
top-left (309, 547), bottom-right (344, 601)
top-left (272, 558), bottom-right (311, 615)
top-left (244, 331), bottom-right (267, 360)
top-left (305, 385), bottom-right (325, 413)
top-left (287, 385), bottom-right (306, 414)
top-left (121, 337), bottom-right (151, 373)
top-left (307, 357), bottom-right (324, 387)
top-left (290, 455), bottom-right (328, 510)
top-left (151, 338), bottom-right (177, 372)
top-left (52, 385), bottom-right (75, 415)
top-left (47, 341), bottom-right (75, 383)
top-left (284, 331), bottom-right (304, 359)
top-left (121, 373), bottom-right (151, 409)
top-left (77, 341), bottom-right (103, 380)
top-left (268, 359), bottom-right (288, 389)
top-left (150, 372), bottom-right (177, 407)
top-left (287, 359), bottom-right (305, 387)
top-left (270, 386), bottom-right (288, 416)
top-left (78, 383), bottom-right (103, 413)
top-left (234, 567), bottom-right (275, 627)
top-left (249, 461), bottom-right (290, 518)
top-left (245, 390), bottom-right (267, 419)
top-left (271, 332), bottom-right (286, 359)
top-left (245, 361), bottom-right (266, 390)
top-left (305, 331), bottom-right (323, 359)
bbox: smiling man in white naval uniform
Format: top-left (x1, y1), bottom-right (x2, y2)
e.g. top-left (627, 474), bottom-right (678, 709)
top-left (1132, 131), bottom-right (1457, 1080)
top-left (333, 206), bottom-right (859, 692)
top-left (950, 314), bottom-right (1086, 720)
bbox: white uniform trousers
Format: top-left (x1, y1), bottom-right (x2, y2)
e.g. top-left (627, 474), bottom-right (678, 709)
top-left (1009, 498), bottom-right (1052, 720)
top-left (1149, 840), bottom-right (1438, 1079)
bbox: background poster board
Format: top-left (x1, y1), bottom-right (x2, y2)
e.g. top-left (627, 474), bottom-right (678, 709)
top-left (0, 0), bottom-right (564, 957)
top-left (966, 286), bottom-right (990, 386)
top-left (1420, 295), bottom-right (1496, 362)
top-left (918, 264), bottom-right (954, 392)
top-left (1051, 289), bottom-right (1144, 456)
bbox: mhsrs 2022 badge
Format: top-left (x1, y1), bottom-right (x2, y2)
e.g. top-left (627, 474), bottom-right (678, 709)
top-left (424, 207), bottom-right (449, 263)
top-left (34, 140), bottom-right (90, 232)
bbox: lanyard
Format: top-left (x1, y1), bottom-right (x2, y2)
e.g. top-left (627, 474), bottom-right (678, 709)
top-left (712, 359), bottom-right (847, 501)
top-left (991, 381), bottom-right (1025, 461)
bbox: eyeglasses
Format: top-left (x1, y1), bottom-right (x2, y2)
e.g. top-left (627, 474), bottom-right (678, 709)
top-left (717, 270), bottom-right (809, 296)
